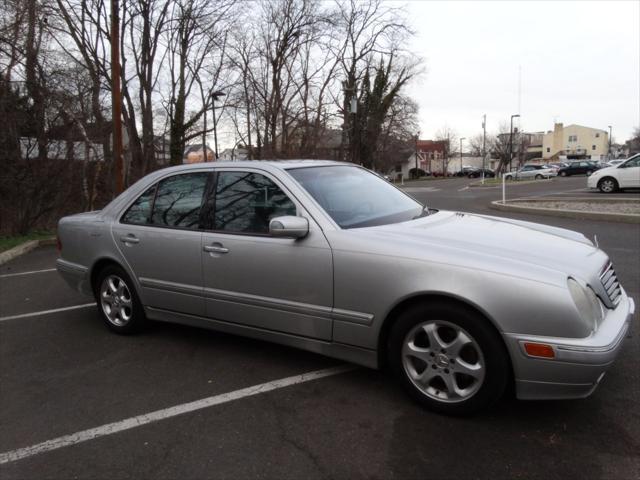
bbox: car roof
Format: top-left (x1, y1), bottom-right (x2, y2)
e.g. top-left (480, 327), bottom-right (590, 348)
top-left (148, 159), bottom-right (349, 176)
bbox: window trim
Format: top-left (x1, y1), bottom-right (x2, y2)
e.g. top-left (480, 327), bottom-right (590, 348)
top-left (203, 167), bottom-right (303, 238)
top-left (119, 170), bottom-right (213, 232)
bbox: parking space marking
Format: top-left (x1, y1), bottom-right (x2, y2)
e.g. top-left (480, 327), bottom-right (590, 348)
top-left (0, 268), bottom-right (56, 279)
top-left (0, 365), bottom-right (356, 465)
top-left (0, 304), bottom-right (95, 322)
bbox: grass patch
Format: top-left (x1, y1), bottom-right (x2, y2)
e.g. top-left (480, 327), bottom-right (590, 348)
top-left (0, 231), bottom-right (55, 253)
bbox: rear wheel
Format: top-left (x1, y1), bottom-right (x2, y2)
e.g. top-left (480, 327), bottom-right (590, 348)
top-left (598, 177), bottom-right (618, 193)
top-left (560, 171), bottom-right (567, 177)
top-left (388, 303), bottom-right (509, 415)
top-left (535, 174), bottom-right (543, 180)
top-left (95, 265), bottom-right (146, 334)
top-left (586, 170), bottom-right (593, 176)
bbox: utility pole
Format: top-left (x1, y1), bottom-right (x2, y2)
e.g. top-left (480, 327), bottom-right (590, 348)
top-left (509, 114), bottom-right (520, 173)
top-left (481, 115), bottom-right (487, 182)
top-left (110, 0), bottom-right (124, 194)
top-left (459, 137), bottom-right (465, 172)
top-left (414, 134), bottom-right (419, 178)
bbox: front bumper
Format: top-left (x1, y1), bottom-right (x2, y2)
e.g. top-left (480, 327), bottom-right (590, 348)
top-left (587, 175), bottom-right (600, 189)
top-left (504, 292), bottom-right (635, 400)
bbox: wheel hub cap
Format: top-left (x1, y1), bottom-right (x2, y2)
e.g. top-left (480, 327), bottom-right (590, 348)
top-left (402, 320), bottom-right (486, 403)
top-left (435, 353), bottom-right (449, 368)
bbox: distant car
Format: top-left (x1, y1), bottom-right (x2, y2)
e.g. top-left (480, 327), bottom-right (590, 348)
top-left (588, 154), bottom-right (640, 193)
top-left (549, 162), bottom-right (569, 170)
top-left (503, 165), bottom-right (557, 180)
top-left (455, 166), bottom-right (479, 177)
top-left (557, 161), bottom-right (601, 177)
top-left (467, 168), bottom-right (495, 179)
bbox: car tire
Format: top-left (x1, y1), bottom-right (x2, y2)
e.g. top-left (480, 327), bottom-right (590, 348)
top-left (535, 174), bottom-right (543, 180)
top-left (560, 171), bottom-right (567, 177)
top-left (586, 170), bottom-right (593, 176)
top-left (598, 177), bottom-right (618, 194)
top-left (95, 265), bottom-right (147, 334)
top-left (388, 302), bottom-right (510, 415)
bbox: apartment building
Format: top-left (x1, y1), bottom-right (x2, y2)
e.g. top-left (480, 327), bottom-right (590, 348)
top-left (542, 123), bottom-right (609, 160)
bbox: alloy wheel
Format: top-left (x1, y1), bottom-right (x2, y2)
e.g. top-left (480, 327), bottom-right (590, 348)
top-left (100, 275), bottom-right (133, 326)
top-left (402, 320), bottom-right (485, 403)
top-left (600, 179), bottom-right (616, 193)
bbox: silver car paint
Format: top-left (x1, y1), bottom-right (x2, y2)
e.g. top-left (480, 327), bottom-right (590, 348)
top-left (56, 160), bottom-right (634, 400)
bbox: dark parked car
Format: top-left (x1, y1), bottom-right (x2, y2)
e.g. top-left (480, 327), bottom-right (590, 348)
top-left (455, 166), bottom-right (479, 177)
top-left (557, 161), bottom-right (602, 177)
top-left (467, 168), bottom-right (495, 179)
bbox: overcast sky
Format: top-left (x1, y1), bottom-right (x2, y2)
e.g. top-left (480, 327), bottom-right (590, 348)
top-left (402, 0), bottom-right (640, 144)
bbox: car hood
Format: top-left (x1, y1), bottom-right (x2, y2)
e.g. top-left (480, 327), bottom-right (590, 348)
top-left (592, 166), bottom-right (616, 175)
top-left (356, 211), bottom-right (606, 281)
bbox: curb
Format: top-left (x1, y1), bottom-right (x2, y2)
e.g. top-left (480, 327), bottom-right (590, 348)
top-left (490, 200), bottom-right (640, 224)
top-left (0, 237), bottom-right (56, 266)
top-left (469, 178), bottom-right (555, 188)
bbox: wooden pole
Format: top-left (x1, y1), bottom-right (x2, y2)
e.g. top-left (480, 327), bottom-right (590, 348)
top-left (111, 0), bottom-right (124, 194)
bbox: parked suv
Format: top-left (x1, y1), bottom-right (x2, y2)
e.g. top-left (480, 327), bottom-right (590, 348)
top-left (557, 161), bottom-right (601, 177)
top-left (588, 154), bottom-right (640, 193)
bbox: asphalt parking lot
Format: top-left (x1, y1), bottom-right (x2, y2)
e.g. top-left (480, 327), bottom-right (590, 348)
top-left (1, 176), bottom-right (639, 479)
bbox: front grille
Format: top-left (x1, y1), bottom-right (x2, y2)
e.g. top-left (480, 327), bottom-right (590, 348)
top-left (600, 262), bottom-right (622, 306)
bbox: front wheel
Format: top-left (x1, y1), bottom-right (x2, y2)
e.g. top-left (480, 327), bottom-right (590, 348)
top-left (388, 303), bottom-right (510, 415)
top-left (560, 171), bottom-right (567, 177)
top-left (535, 174), bottom-right (543, 180)
top-left (95, 265), bottom-right (147, 334)
top-left (586, 170), bottom-right (593, 176)
top-left (598, 177), bottom-right (618, 193)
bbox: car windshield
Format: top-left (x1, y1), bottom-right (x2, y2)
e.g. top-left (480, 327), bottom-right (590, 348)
top-left (288, 165), bottom-right (425, 229)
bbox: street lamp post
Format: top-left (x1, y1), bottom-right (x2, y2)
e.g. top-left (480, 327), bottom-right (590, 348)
top-left (508, 114), bottom-right (520, 173)
top-left (608, 125), bottom-right (612, 159)
top-left (211, 90), bottom-right (225, 160)
top-left (459, 137), bottom-right (465, 172)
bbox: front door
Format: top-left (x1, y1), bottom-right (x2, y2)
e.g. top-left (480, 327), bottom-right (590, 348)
top-left (112, 171), bottom-right (210, 316)
top-left (201, 169), bottom-right (334, 340)
top-left (618, 156), bottom-right (640, 188)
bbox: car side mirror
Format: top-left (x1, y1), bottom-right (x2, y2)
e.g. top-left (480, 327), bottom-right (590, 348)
top-left (269, 216), bottom-right (309, 239)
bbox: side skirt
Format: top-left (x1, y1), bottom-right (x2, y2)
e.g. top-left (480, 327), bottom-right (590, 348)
top-left (145, 306), bottom-right (379, 369)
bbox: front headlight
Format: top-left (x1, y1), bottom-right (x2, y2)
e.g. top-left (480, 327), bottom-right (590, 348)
top-left (567, 278), bottom-right (604, 330)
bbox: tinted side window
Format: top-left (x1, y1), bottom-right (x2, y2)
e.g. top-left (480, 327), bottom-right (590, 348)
top-left (214, 172), bottom-right (296, 234)
top-left (122, 185), bottom-right (156, 225)
top-left (150, 172), bottom-right (208, 229)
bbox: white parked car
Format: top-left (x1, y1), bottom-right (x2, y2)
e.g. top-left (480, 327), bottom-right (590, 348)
top-left (503, 165), bottom-right (557, 181)
top-left (588, 154), bottom-right (640, 193)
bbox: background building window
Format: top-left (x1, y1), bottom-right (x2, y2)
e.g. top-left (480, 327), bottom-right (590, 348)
top-left (592, 145), bottom-right (596, 150)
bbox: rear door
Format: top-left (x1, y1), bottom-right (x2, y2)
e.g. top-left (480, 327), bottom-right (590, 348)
top-left (200, 168), bottom-right (334, 340)
top-left (112, 170), bottom-right (211, 316)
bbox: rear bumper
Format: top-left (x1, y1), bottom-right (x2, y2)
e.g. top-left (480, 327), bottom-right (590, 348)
top-left (505, 292), bottom-right (634, 400)
top-left (56, 258), bottom-right (93, 296)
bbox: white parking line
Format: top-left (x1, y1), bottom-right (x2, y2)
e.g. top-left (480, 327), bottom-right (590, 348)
top-left (0, 304), bottom-right (95, 322)
top-left (0, 365), bottom-right (356, 465)
top-left (0, 268), bottom-right (56, 279)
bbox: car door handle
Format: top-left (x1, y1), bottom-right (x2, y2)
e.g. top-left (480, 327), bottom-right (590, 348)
top-left (203, 244), bottom-right (229, 254)
top-left (120, 235), bottom-right (140, 244)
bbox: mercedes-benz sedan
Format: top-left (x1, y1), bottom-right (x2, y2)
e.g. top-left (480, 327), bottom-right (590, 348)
top-left (56, 161), bottom-right (635, 414)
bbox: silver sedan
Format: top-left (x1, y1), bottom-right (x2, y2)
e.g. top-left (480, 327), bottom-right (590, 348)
top-left (56, 161), bottom-right (634, 415)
